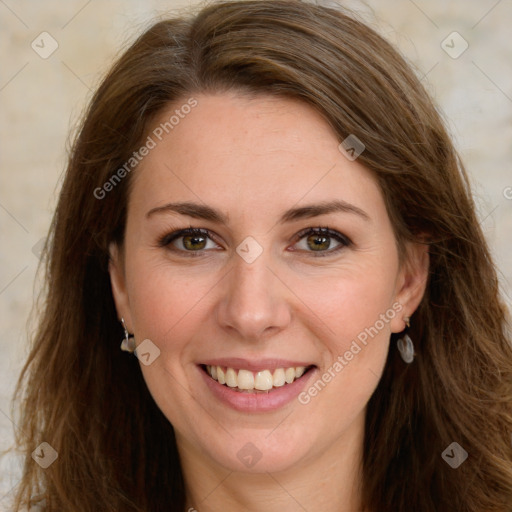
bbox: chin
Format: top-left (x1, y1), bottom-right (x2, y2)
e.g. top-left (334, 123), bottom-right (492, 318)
top-left (206, 428), bottom-right (312, 473)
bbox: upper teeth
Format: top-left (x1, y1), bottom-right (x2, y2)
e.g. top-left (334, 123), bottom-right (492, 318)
top-left (206, 365), bottom-right (307, 391)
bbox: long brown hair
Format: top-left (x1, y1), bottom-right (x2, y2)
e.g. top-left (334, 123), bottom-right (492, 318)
top-left (9, 1), bottom-right (512, 510)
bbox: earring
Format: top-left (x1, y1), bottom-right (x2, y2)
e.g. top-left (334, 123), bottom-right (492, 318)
top-left (120, 317), bottom-right (136, 353)
top-left (397, 316), bottom-right (415, 363)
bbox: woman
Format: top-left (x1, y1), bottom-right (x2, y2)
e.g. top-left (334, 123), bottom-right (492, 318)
top-left (11, 1), bottom-right (512, 511)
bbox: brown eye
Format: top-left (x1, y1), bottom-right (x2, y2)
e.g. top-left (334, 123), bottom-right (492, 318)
top-left (158, 227), bottom-right (219, 254)
top-left (293, 227), bottom-right (351, 257)
top-left (181, 233), bottom-right (207, 251)
top-left (306, 233), bottom-right (332, 251)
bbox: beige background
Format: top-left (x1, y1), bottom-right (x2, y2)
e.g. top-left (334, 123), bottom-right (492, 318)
top-left (1, 0), bottom-right (511, 506)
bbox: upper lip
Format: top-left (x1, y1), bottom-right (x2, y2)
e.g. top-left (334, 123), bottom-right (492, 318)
top-left (200, 358), bottom-right (316, 372)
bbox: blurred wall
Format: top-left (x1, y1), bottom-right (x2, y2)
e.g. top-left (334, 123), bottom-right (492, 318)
top-left (1, 0), bottom-right (511, 503)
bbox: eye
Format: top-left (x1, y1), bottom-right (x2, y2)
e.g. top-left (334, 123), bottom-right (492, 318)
top-left (158, 227), bottom-right (220, 255)
top-left (291, 227), bottom-right (352, 257)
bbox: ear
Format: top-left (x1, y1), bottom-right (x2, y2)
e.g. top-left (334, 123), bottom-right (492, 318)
top-left (390, 241), bottom-right (430, 333)
top-left (108, 242), bottom-right (133, 331)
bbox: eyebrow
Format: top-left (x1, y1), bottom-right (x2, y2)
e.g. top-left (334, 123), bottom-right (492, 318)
top-left (146, 199), bottom-right (370, 224)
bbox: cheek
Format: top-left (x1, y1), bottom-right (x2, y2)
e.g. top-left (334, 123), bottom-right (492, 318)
top-left (123, 254), bottom-right (210, 425)
top-left (124, 251), bottom-right (219, 348)
top-left (300, 263), bottom-right (398, 348)
top-left (296, 275), bottom-right (394, 436)
top-left (309, 262), bottom-right (397, 402)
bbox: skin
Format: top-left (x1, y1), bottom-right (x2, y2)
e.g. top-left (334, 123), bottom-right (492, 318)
top-left (109, 92), bottom-right (429, 512)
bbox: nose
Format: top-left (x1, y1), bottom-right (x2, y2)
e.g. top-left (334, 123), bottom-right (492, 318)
top-left (215, 248), bottom-right (292, 342)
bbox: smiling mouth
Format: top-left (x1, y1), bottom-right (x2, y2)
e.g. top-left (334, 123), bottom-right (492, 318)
top-left (201, 364), bottom-right (315, 393)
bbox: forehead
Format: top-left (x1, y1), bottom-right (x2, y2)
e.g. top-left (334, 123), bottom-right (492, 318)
top-left (129, 92), bottom-right (385, 224)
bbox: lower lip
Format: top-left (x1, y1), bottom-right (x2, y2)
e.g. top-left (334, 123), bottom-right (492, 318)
top-left (198, 365), bottom-right (317, 413)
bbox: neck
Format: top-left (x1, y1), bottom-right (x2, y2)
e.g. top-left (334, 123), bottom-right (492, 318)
top-left (178, 411), bottom-right (365, 512)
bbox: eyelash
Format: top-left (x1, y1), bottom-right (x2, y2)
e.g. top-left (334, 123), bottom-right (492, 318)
top-left (157, 226), bottom-right (352, 258)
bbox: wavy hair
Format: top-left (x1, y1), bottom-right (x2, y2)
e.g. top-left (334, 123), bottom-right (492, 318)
top-left (10, 1), bottom-right (512, 510)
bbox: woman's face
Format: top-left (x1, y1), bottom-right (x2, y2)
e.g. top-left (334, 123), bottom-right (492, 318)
top-left (109, 92), bottom-right (427, 474)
